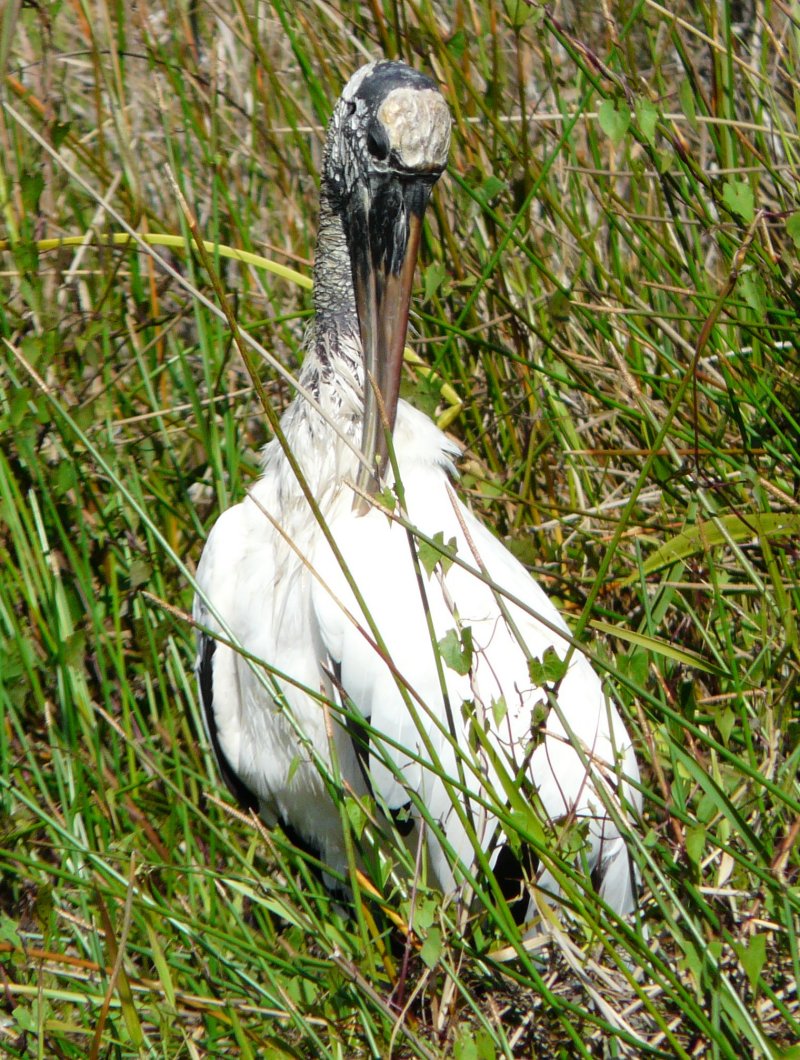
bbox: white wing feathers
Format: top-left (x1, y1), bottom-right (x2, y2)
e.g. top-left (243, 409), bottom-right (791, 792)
top-left (193, 477), bottom-right (361, 874)
top-left (312, 403), bottom-right (640, 907)
top-left (195, 401), bottom-right (640, 912)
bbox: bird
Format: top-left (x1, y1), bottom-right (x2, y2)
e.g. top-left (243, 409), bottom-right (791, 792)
top-left (193, 59), bottom-right (641, 923)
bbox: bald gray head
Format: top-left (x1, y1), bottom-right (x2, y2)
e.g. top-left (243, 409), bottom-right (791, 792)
top-left (322, 60), bottom-right (451, 210)
top-left (313, 61), bottom-right (451, 501)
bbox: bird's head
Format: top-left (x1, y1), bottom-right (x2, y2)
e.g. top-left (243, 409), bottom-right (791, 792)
top-left (321, 60), bottom-right (451, 500)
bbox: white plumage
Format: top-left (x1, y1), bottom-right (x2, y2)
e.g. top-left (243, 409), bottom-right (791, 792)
top-left (194, 60), bottom-right (641, 922)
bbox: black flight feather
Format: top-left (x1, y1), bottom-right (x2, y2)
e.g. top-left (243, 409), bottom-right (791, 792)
top-left (197, 636), bottom-right (260, 813)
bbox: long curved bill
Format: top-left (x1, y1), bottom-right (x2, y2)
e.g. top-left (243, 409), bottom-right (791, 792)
top-left (348, 178), bottom-right (433, 508)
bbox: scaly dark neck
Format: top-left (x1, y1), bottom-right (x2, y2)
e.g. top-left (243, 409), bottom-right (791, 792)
top-left (279, 188), bottom-right (364, 484)
top-left (308, 192), bottom-right (362, 382)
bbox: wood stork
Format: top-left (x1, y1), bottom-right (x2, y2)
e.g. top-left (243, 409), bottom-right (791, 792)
top-left (194, 60), bottom-right (641, 921)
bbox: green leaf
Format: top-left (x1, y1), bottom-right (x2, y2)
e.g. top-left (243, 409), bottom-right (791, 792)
top-left (735, 933), bottom-right (766, 991)
top-left (553, 816), bottom-right (590, 859)
top-left (655, 148), bottom-right (673, 173)
top-left (453, 1033), bottom-right (479, 1060)
top-left (420, 926), bottom-right (442, 968)
top-left (129, 558), bottom-right (152, 590)
top-left (21, 169), bottom-right (44, 214)
top-left (503, 0), bottom-right (537, 29)
top-left (618, 649), bottom-right (649, 686)
top-left (707, 940), bottom-right (724, 969)
top-left (547, 289), bottom-right (571, 326)
top-left (508, 807), bottom-right (548, 847)
top-left (681, 940), bottom-right (702, 984)
top-left (491, 695), bottom-right (507, 726)
top-left (9, 386), bottom-right (34, 426)
top-left (474, 175), bottom-right (506, 207)
top-left (738, 271), bottom-right (765, 314)
top-left (636, 98), bottom-right (659, 145)
top-left (413, 897), bottom-right (437, 932)
top-left (672, 744), bottom-right (758, 851)
top-left (54, 460), bottom-right (77, 495)
top-left (679, 78), bottom-right (697, 126)
top-left (590, 620), bottom-right (725, 676)
top-left (722, 179), bottom-right (754, 222)
top-left (786, 212), bottom-right (800, 250)
top-left (423, 260), bottom-right (447, 301)
top-left (62, 630), bottom-right (87, 667)
top-left (446, 28), bottom-right (467, 61)
top-left (14, 1003), bottom-right (36, 1033)
top-left (622, 513), bottom-right (800, 584)
top-left (716, 707), bottom-right (737, 745)
top-left (51, 119), bottom-right (72, 149)
top-left (528, 646), bottom-right (567, 686)
top-left (685, 824), bottom-right (706, 865)
top-left (598, 99), bottom-right (630, 146)
top-left (454, 1026), bottom-right (496, 1060)
top-left (286, 755), bottom-right (301, 786)
top-left (0, 914), bottom-right (20, 945)
top-left (696, 791), bottom-right (717, 824)
top-left (418, 531), bottom-right (457, 576)
top-left (345, 796), bottom-right (366, 839)
top-left (375, 485), bottom-right (396, 511)
top-left (437, 626), bottom-right (473, 675)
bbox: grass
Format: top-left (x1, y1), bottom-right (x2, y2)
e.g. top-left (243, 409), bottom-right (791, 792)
top-left (1, 0), bottom-right (798, 1055)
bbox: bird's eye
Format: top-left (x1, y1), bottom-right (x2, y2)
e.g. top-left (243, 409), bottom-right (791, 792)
top-left (366, 121), bottom-right (390, 161)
